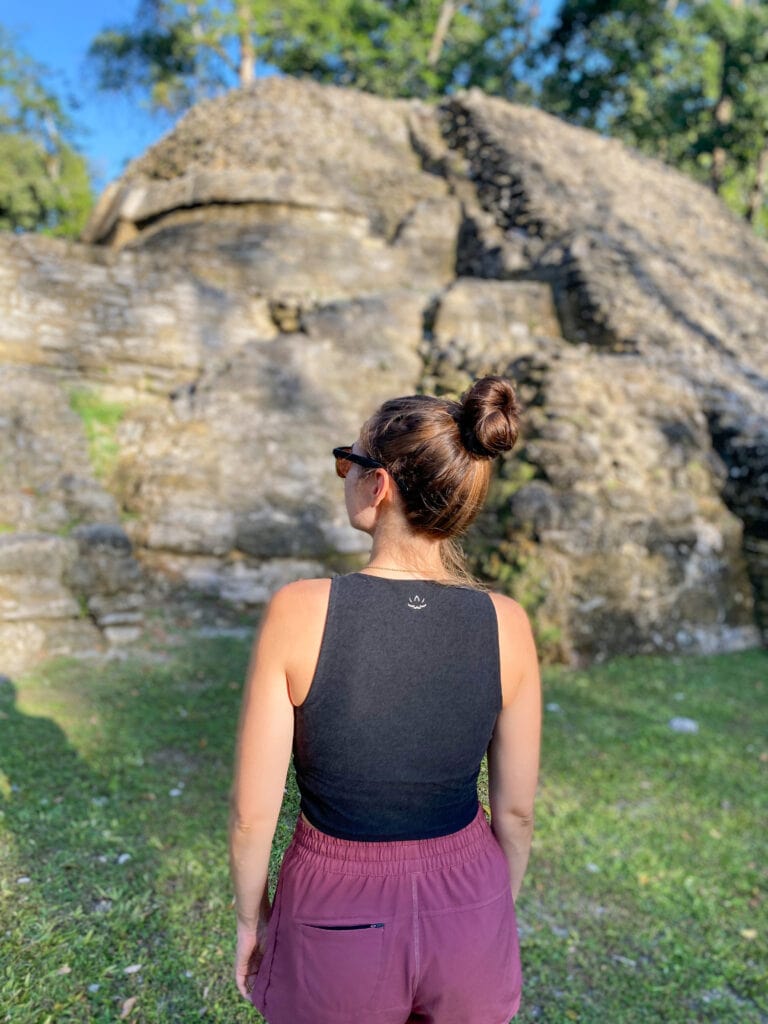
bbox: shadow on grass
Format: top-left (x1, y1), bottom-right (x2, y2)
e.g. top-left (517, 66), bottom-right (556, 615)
top-left (0, 634), bottom-right (276, 1024)
top-left (0, 670), bottom-right (186, 1020)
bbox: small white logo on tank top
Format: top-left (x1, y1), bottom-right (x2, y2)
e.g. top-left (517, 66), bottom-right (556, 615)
top-left (407, 595), bottom-right (427, 610)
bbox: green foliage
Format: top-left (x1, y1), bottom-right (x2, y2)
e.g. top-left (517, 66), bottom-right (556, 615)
top-left (88, 0), bottom-right (237, 114)
top-left (489, 456), bottom-right (538, 505)
top-left (1, 634), bottom-right (765, 1021)
top-left (87, 1), bottom-right (535, 112)
top-left (0, 133), bottom-right (91, 236)
top-left (68, 388), bottom-right (126, 482)
top-left (262, 0), bottom-right (534, 100)
top-left (0, 25), bottom-right (93, 235)
top-left (537, 0), bottom-right (768, 230)
top-left (477, 536), bottom-right (564, 658)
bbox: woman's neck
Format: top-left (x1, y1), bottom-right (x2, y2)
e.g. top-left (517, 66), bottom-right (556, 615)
top-left (364, 533), bottom-right (445, 579)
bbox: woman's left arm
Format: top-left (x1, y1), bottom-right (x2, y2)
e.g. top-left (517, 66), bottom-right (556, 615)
top-left (229, 586), bottom-right (296, 998)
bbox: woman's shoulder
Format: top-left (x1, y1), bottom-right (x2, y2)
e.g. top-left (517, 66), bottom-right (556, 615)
top-left (268, 577), bottom-right (333, 616)
top-left (487, 590), bottom-right (527, 614)
top-left (258, 578), bottom-right (333, 657)
top-left (487, 592), bottom-right (539, 703)
top-left (487, 591), bottom-right (535, 636)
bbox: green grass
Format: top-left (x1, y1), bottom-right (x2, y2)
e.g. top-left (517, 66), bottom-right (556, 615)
top-left (68, 389), bottom-right (125, 481)
top-left (0, 632), bottom-right (765, 1023)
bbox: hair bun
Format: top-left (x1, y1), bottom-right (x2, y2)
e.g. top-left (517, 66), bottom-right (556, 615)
top-left (459, 376), bottom-right (521, 457)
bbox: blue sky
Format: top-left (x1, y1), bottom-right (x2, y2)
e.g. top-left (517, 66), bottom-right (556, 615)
top-left (5, 1), bottom-right (561, 193)
top-left (6, 0), bottom-right (176, 189)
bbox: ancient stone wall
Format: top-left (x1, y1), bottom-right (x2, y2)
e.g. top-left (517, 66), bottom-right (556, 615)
top-left (1, 79), bottom-right (765, 669)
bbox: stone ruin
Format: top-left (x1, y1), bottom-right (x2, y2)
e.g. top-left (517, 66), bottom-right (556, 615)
top-left (1, 77), bottom-right (766, 671)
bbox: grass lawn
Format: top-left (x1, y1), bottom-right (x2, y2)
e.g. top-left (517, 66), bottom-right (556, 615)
top-left (1, 618), bottom-right (766, 1024)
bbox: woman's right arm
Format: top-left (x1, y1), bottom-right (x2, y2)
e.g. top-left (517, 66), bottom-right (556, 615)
top-left (229, 585), bottom-right (296, 996)
top-left (487, 595), bottom-right (542, 901)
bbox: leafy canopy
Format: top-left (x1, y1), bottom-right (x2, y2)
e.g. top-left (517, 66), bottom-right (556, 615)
top-left (0, 25), bottom-right (92, 236)
top-left (536, 0), bottom-right (768, 230)
top-left (87, 1), bottom-right (535, 113)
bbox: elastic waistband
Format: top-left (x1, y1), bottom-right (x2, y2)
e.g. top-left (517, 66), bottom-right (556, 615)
top-left (289, 804), bottom-right (494, 876)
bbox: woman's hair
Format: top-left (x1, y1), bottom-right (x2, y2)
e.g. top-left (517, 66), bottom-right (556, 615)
top-left (359, 376), bottom-right (522, 584)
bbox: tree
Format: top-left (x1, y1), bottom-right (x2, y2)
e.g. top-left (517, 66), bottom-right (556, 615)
top-left (536, 0), bottom-right (768, 231)
top-left (258, 1), bottom-right (536, 100)
top-left (0, 26), bottom-right (92, 235)
top-left (690, 0), bottom-right (768, 224)
top-left (87, 1), bottom-right (536, 113)
top-left (87, 0), bottom-right (254, 114)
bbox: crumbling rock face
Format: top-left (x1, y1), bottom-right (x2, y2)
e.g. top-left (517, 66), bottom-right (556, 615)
top-left (0, 367), bottom-right (145, 672)
top-left (82, 77), bottom-right (460, 297)
top-left (705, 400), bottom-right (768, 636)
top-left (1, 79), bottom-right (766, 669)
top-left (435, 91), bottom-right (766, 659)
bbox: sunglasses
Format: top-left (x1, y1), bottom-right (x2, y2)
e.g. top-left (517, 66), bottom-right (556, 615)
top-left (332, 446), bottom-right (406, 491)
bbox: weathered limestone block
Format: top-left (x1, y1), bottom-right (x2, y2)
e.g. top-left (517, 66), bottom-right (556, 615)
top-left (66, 525), bottom-right (146, 643)
top-left (425, 279), bottom-right (561, 392)
top-left (0, 534), bottom-right (80, 621)
top-left (0, 366), bottom-right (145, 663)
top-left (0, 366), bottom-right (120, 532)
top-left (129, 200), bottom-right (460, 299)
top-left (84, 79), bottom-right (450, 244)
top-left (0, 235), bottom-right (281, 394)
top-left (82, 81), bottom-right (460, 298)
top-left (0, 527), bottom-right (145, 662)
top-left (514, 352), bottom-right (757, 659)
top-left (448, 331), bottom-right (758, 661)
top-left (111, 291), bottom-right (424, 590)
top-left (140, 552), bottom-right (328, 606)
top-left (440, 90), bottom-right (768, 384)
top-left (0, 619), bottom-right (107, 676)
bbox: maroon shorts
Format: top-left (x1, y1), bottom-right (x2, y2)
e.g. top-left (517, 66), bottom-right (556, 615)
top-left (249, 805), bottom-right (522, 1024)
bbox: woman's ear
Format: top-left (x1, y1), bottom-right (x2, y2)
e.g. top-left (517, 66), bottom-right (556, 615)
top-left (369, 468), bottom-right (394, 509)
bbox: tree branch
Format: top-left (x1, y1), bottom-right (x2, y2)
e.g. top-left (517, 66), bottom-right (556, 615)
top-left (237, 1), bottom-right (255, 86)
top-left (427, 1), bottom-right (457, 67)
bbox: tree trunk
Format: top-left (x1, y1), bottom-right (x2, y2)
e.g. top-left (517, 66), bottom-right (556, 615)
top-left (237, 1), bottom-right (255, 86)
top-left (427, 1), bottom-right (457, 67)
top-left (710, 0), bottom-right (748, 193)
top-left (710, 39), bottom-right (732, 195)
top-left (746, 141), bottom-right (768, 224)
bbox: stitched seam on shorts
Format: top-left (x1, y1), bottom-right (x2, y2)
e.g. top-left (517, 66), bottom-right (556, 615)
top-left (411, 875), bottom-right (420, 993)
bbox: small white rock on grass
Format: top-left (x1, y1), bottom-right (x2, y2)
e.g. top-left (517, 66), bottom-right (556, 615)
top-left (668, 716), bottom-right (699, 734)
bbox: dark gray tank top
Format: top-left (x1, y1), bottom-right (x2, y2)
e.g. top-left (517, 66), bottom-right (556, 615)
top-left (293, 572), bottom-right (502, 841)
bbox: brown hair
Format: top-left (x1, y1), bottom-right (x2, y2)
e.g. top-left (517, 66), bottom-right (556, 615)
top-left (359, 376), bottom-right (522, 583)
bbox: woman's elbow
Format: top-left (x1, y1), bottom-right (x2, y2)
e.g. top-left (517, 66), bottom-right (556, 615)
top-left (229, 797), bottom-right (276, 836)
top-left (492, 803), bottom-right (535, 829)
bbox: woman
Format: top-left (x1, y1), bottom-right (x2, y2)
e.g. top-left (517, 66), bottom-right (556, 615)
top-left (229, 375), bottom-right (541, 1024)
